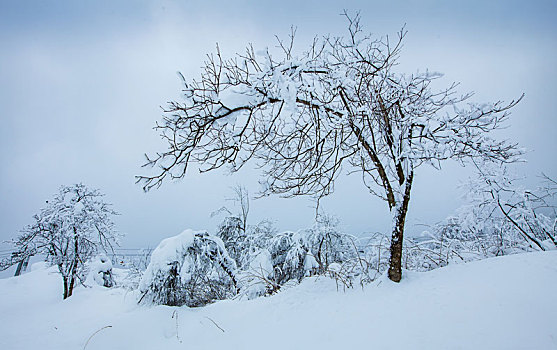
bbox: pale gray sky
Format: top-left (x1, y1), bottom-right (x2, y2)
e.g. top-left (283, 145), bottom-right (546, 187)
top-left (1, 0), bottom-right (556, 252)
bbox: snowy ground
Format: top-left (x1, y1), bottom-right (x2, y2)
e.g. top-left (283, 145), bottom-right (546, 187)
top-left (1, 251), bottom-right (556, 350)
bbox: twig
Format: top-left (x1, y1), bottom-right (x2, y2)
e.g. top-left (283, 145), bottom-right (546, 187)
top-left (205, 316), bottom-right (225, 333)
top-left (83, 325), bottom-right (112, 349)
top-left (137, 290), bottom-right (148, 304)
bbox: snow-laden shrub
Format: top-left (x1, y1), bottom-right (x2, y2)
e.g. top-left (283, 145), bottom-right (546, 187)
top-left (235, 232), bottom-right (305, 299)
top-left (267, 231), bottom-right (311, 285)
top-left (88, 254), bottom-right (114, 287)
top-left (139, 217), bottom-right (367, 304)
top-left (213, 189), bottom-right (359, 295)
top-left (402, 214), bottom-right (531, 272)
top-left (217, 216), bottom-right (276, 270)
top-left (218, 214), bottom-right (361, 297)
top-left (396, 169), bottom-right (557, 272)
top-left (216, 216), bottom-right (245, 267)
top-left (238, 249), bottom-right (276, 298)
top-left (303, 215), bottom-right (357, 274)
top-left (238, 231), bottom-right (319, 298)
top-left (139, 229), bottom-right (238, 307)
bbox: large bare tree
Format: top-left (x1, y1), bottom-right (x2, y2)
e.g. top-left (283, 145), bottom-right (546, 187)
top-left (138, 13), bottom-right (522, 282)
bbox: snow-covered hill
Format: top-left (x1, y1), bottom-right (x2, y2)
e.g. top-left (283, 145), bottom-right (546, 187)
top-left (1, 251), bottom-right (556, 349)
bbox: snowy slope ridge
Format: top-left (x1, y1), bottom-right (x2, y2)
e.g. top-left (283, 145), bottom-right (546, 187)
top-left (0, 252), bottom-right (556, 350)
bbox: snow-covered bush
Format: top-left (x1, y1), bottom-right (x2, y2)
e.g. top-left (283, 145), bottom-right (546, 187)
top-left (214, 184), bottom-right (277, 270)
top-left (217, 216), bottom-right (245, 267)
top-left (303, 215), bottom-right (356, 274)
top-left (216, 212), bottom-right (285, 298)
top-left (237, 231), bottom-right (311, 298)
top-left (238, 249), bottom-right (277, 298)
top-left (224, 214), bottom-right (363, 297)
top-left (400, 167), bottom-right (557, 272)
top-left (240, 226), bottom-right (356, 296)
top-left (139, 230), bottom-right (238, 307)
top-left (403, 213), bottom-right (527, 272)
top-left (267, 231), bottom-right (309, 285)
top-left (216, 216), bottom-right (276, 269)
top-left (88, 254), bottom-right (115, 287)
top-left (469, 166), bottom-right (557, 251)
top-left (213, 187), bottom-right (357, 296)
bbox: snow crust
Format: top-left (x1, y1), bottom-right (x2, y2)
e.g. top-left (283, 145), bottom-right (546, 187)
top-left (1, 251), bottom-right (556, 349)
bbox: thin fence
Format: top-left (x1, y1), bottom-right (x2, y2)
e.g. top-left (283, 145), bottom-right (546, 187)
top-left (109, 248), bottom-right (153, 270)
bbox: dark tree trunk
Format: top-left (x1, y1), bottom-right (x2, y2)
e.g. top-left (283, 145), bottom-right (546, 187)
top-left (388, 171), bottom-right (413, 283)
top-left (63, 276), bottom-right (69, 299)
top-left (64, 226), bottom-right (79, 299)
top-left (68, 275), bottom-right (75, 298)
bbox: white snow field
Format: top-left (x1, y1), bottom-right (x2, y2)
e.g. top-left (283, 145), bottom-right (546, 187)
top-left (1, 251), bottom-right (556, 350)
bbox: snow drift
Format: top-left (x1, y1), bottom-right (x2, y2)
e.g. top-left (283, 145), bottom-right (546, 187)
top-left (0, 251), bottom-right (556, 349)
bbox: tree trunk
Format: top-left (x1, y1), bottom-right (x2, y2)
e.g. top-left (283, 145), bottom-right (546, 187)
top-left (63, 276), bottom-right (69, 299)
top-left (68, 275), bottom-right (75, 298)
top-left (65, 227), bottom-right (79, 299)
top-left (388, 171), bottom-right (413, 282)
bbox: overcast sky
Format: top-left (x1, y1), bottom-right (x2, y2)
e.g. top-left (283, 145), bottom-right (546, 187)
top-left (1, 0), bottom-right (556, 251)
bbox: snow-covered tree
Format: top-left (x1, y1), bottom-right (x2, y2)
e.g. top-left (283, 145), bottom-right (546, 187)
top-left (139, 230), bottom-right (238, 307)
top-left (214, 185), bottom-right (251, 267)
top-left (465, 165), bottom-right (556, 251)
top-left (138, 12), bottom-right (522, 282)
top-left (403, 167), bottom-right (557, 271)
top-left (0, 184), bottom-right (119, 299)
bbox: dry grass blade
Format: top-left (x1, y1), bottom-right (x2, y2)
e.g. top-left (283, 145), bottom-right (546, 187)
top-left (83, 325), bottom-right (112, 350)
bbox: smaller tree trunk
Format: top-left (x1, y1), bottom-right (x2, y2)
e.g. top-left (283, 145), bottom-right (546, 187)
top-left (65, 227), bottom-right (79, 299)
top-left (68, 275), bottom-right (75, 298)
top-left (63, 276), bottom-right (69, 299)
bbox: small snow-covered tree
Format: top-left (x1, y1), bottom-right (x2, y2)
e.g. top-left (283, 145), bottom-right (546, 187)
top-left (138, 12), bottom-right (522, 282)
top-left (214, 185), bottom-right (251, 267)
top-left (0, 184), bottom-right (119, 299)
top-left (267, 231), bottom-right (310, 285)
top-left (403, 167), bottom-right (557, 271)
top-left (466, 165), bottom-right (556, 251)
top-left (217, 216), bottom-right (244, 263)
top-left (304, 214), bottom-right (355, 274)
top-left (139, 230), bottom-right (238, 307)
